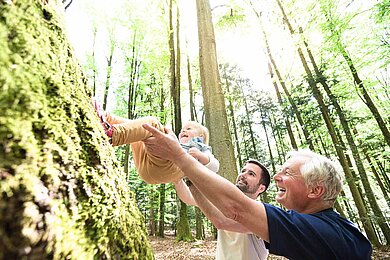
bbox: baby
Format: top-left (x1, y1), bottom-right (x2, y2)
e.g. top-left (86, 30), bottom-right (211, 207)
top-left (93, 98), bottom-right (219, 184)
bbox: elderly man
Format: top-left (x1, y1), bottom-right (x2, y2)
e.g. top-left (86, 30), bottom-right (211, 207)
top-left (142, 124), bottom-right (372, 259)
top-left (174, 159), bottom-right (270, 259)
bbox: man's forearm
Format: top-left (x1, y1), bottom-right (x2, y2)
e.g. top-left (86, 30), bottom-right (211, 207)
top-left (174, 179), bottom-right (197, 206)
top-left (189, 185), bottom-right (251, 233)
top-left (174, 154), bottom-right (247, 219)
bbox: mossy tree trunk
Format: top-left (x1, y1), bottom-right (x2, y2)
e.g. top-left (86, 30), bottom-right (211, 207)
top-left (0, 1), bottom-right (153, 259)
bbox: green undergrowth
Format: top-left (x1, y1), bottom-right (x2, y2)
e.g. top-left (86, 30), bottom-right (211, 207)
top-left (0, 1), bottom-right (153, 259)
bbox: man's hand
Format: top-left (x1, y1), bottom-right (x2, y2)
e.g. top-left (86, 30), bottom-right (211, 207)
top-left (142, 123), bottom-right (186, 162)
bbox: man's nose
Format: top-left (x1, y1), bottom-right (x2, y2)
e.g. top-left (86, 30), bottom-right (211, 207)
top-left (238, 173), bottom-right (246, 179)
top-left (273, 172), bottom-right (281, 181)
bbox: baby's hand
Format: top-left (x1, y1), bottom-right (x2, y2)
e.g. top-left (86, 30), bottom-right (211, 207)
top-left (188, 147), bottom-right (201, 159)
top-left (188, 147), bottom-right (209, 165)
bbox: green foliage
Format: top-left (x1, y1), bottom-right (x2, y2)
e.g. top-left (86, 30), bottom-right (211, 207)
top-left (0, 1), bottom-right (153, 259)
top-left (373, 0), bottom-right (390, 23)
top-left (215, 6), bottom-right (246, 29)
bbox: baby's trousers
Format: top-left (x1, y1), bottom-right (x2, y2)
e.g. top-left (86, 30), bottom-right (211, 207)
top-left (105, 113), bottom-right (183, 184)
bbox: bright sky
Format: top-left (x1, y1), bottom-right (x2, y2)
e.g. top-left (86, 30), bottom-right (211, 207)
top-left (64, 0), bottom-right (275, 97)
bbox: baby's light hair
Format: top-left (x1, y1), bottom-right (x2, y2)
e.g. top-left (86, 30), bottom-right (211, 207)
top-left (182, 121), bottom-right (209, 144)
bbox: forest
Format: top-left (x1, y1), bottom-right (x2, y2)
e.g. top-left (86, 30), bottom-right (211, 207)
top-left (1, 0), bottom-right (389, 259)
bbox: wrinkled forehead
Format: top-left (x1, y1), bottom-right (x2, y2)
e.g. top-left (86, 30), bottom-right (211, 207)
top-left (283, 156), bottom-right (309, 171)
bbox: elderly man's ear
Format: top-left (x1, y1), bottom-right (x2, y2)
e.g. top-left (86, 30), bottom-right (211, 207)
top-left (308, 185), bottom-right (325, 199)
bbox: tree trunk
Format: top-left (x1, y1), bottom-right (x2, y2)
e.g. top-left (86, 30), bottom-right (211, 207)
top-left (224, 75), bottom-right (242, 167)
top-left (264, 111), bottom-right (277, 175)
top-left (0, 1), bottom-right (153, 258)
top-left (176, 202), bottom-right (193, 241)
top-left (267, 62), bottom-right (298, 150)
top-left (103, 29), bottom-right (115, 110)
top-left (196, 0), bottom-right (237, 183)
top-left (169, 1), bottom-right (191, 241)
top-left (187, 54), bottom-right (196, 121)
top-left (158, 184), bottom-right (166, 237)
top-left (239, 82), bottom-right (258, 159)
top-left (269, 114), bottom-right (285, 165)
top-left (91, 26), bottom-right (97, 96)
top-left (195, 207), bottom-right (205, 240)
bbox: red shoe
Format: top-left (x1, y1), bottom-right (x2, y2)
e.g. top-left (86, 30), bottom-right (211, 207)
top-left (92, 97), bottom-right (113, 138)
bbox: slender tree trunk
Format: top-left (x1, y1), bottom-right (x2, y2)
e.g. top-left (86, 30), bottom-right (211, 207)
top-left (186, 51), bottom-right (204, 240)
top-left (334, 200), bottom-right (347, 219)
top-left (103, 36), bottom-right (115, 110)
top-left (363, 150), bottom-right (390, 209)
top-left (267, 62), bottom-right (298, 149)
top-left (264, 110), bottom-right (277, 175)
top-left (149, 192), bottom-right (156, 236)
top-left (91, 26), bottom-right (97, 96)
top-left (170, 2), bottom-right (192, 242)
top-left (158, 184), bottom-right (166, 237)
top-left (123, 33), bottom-right (141, 176)
top-left (187, 54), bottom-right (196, 121)
top-left (269, 113), bottom-right (284, 165)
top-left (239, 82), bottom-right (258, 159)
top-left (224, 76), bottom-right (242, 167)
top-left (174, 3), bottom-right (182, 127)
top-left (195, 208), bottom-right (205, 240)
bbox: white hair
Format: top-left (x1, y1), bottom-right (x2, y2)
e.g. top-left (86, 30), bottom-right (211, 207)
top-left (287, 149), bottom-right (344, 201)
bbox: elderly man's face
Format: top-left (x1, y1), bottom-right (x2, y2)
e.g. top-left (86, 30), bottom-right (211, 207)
top-left (273, 156), bottom-right (311, 211)
top-left (235, 163), bottom-right (263, 199)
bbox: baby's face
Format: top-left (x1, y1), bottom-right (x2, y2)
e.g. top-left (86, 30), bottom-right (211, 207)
top-left (179, 124), bottom-right (201, 143)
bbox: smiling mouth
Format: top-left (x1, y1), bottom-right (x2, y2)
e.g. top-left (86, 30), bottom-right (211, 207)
top-left (236, 179), bottom-right (247, 186)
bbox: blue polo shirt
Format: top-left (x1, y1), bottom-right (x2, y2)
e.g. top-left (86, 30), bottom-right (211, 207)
top-left (263, 204), bottom-right (372, 260)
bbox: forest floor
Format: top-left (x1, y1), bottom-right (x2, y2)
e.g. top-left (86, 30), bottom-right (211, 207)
top-left (149, 231), bottom-right (390, 259)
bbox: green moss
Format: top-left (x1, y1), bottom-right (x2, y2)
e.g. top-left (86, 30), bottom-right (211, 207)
top-left (0, 1), bottom-right (153, 259)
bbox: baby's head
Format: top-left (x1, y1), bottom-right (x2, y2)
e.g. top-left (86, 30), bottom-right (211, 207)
top-left (179, 121), bottom-right (209, 145)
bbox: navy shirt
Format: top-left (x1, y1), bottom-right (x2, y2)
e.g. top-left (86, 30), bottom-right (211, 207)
top-left (264, 204), bottom-right (372, 260)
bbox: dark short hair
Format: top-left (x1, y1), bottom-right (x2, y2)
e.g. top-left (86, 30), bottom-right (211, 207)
top-left (245, 159), bottom-right (271, 192)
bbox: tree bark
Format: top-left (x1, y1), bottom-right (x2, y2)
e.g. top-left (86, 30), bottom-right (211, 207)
top-left (158, 184), bottom-right (166, 237)
top-left (196, 0), bottom-right (237, 183)
top-left (223, 73), bottom-right (242, 167)
top-left (0, 1), bottom-right (153, 258)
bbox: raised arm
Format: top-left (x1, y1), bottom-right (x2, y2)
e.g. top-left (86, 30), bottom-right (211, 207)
top-left (173, 179), bottom-right (197, 206)
top-left (142, 124), bottom-right (269, 241)
top-left (189, 184), bottom-right (252, 233)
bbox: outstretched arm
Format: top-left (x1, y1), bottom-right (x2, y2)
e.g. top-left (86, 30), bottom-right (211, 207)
top-left (189, 184), bottom-right (252, 233)
top-left (142, 124), bottom-right (269, 241)
top-left (174, 179), bottom-right (197, 206)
